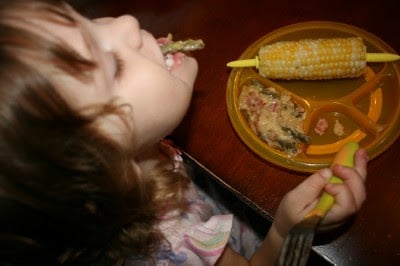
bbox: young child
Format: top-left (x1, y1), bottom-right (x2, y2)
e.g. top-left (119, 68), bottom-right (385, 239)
top-left (0, 0), bottom-right (367, 265)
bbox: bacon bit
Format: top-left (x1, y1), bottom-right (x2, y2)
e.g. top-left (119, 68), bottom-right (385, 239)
top-left (268, 102), bottom-right (278, 112)
top-left (315, 118), bottom-right (328, 136)
top-left (246, 92), bottom-right (265, 111)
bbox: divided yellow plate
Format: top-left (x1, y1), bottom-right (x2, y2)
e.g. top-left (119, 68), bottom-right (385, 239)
top-left (226, 21), bottom-right (400, 172)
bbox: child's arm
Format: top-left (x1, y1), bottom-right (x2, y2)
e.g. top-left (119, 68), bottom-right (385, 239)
top-left (216, 148), bottom-right (368, 266)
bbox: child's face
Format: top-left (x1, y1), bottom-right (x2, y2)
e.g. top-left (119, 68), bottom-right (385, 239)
top-left (36, 6), bottom-right (198, 149)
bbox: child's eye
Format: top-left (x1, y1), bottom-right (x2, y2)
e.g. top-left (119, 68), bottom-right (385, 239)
top-left (113, 52), bottom-right (124, 78)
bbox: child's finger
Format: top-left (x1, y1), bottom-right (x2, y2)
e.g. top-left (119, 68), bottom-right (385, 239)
top-left (353, 148), bottom-right (368, 182)
top-left (324, 183), bottom-right (358, 220)
top-left (275, 168), bottom-right (335, 234)
top-left (332, 164), bottom-right (367, 208)
top-left (291, 168), bottom-right (332, 201)
top-left (280, 168), bottom-right (332, 216)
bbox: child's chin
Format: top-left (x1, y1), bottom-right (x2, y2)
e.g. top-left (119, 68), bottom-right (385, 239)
top-left (170, 56), bottom-right (198, 86)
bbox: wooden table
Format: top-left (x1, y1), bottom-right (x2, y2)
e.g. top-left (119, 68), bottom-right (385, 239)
top-left (72, 0), bottom-right (400, 264)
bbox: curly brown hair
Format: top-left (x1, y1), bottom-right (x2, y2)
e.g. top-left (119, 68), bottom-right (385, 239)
top-left (0, 0), bottom-right (190, 265)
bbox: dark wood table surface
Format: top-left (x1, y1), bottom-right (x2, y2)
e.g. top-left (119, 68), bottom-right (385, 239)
top-left (73, 0), bottom-right (400, 265)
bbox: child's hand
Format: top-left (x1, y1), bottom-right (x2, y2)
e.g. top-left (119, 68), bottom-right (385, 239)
top-left (273, 148), bottom-right (368, 239)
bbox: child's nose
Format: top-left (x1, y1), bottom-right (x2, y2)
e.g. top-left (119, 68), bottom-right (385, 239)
top-left (111, 15), bottom-right (141, 48)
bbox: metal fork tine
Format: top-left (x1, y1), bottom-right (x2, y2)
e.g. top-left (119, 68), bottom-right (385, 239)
top-left (279, 220), bottom-right (319, 266)
top-left (279, 238), bottom-right (289, 265)
top-left (295, 235), bottom-right (304, 265)
top-left (299, 233), bottom-right (315, 265)
top-left (287, 236), bottom-right (298, 265)
top-left (293, 233), bottom-right (306, 266)
top-left (280, 233), bottom-right (302, 266)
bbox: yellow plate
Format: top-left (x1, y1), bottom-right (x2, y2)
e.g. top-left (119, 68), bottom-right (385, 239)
top-left (226, 21), bottom-right (400, 172)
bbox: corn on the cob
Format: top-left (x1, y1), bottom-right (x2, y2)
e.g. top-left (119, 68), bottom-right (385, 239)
top-left (258, 37), bottom-right (366, 80)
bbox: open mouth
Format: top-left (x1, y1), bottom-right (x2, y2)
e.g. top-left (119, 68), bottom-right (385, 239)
top-left (157, 34), bottom-right (204, 71)
top-left (163, 52), bottom-right (184, 71)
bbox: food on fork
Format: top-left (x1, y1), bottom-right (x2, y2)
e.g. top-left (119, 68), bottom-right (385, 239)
top-left (239, 79), bottom-right (311, 156)
top-left (157, 34), bottom-right (204, 70)
top-left (227, 37), bottom-right (400, 80)
top-left (159, 34), bottom-right (205, 55)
